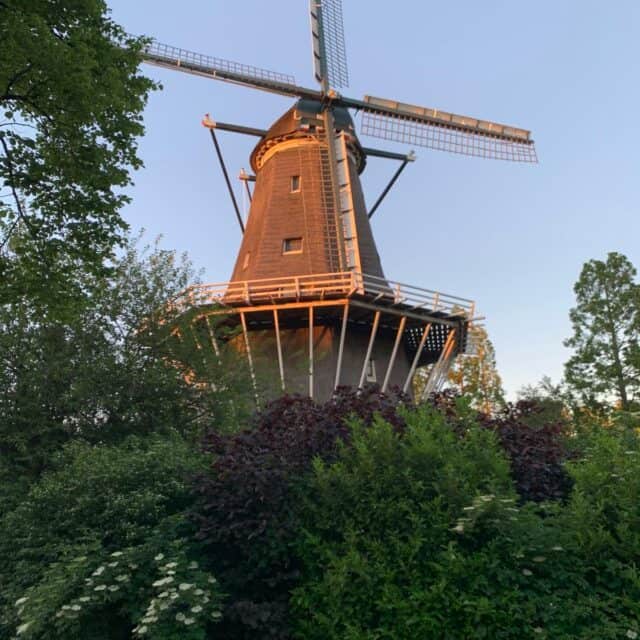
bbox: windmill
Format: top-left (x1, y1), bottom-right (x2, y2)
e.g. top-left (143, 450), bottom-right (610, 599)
top-left (140, 1), bottom-right (536, 402)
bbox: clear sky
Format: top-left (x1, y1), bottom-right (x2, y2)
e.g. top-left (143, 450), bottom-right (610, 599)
top-left (107, 0), bottom-right (640, 397)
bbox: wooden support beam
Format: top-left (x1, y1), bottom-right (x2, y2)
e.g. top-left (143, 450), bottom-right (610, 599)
top-left (188, 322), bottom-right (208, 371)
top-left (240, 311), bottom-right (259, 406)
top-left (308, 306), bottom-right (314, 398)
top-left (273, 308), bottom-right (285, 392)
top-left (420, 328), bottom-right (457, 401)
top-left (334, 303), bottom-right (349, 389)
top-left (382, 315), bottom-right (406, 393)
top-left (202, 298), bottom-right (351, 316)
top-left (204, 315), bottom-right (221, 361)
top-left (358, 310), bottom-right (381, 389)
top-left (349, 299), bottom-right (458, 327)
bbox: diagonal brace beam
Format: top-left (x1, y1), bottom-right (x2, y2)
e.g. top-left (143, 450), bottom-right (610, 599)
top-left (368, 152), bottom-right (415, 219)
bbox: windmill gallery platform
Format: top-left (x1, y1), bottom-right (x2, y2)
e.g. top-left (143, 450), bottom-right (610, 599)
top-left (139, 1), bottom-right (536, 402)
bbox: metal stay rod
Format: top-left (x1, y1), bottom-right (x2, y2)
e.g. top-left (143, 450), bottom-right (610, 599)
top-left (368, 154), bottom-right (414, 219)
top-left (381, 315), bottom-right (406, 393)
top-left (402, 323), bottom-right (432, 394)
top-left (362, 147), bottom-right (414, 162)
top-left (207, 128), bottom-right (245, 233)
top-left (358, 310), bottom-right (381, 390)
top-left (204, 116), bottom-right (413, 161)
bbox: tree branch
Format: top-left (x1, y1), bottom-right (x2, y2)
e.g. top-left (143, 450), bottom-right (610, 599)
top-left (0, 134), bottom-right (48, 265)
top-left (1, 94), bottom-right (55, 126)
top-left (2, 64), bottom-right (33, 100)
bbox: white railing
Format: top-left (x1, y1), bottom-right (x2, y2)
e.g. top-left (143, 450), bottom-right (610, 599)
top-left (173, 271), bottom-right (475, 319)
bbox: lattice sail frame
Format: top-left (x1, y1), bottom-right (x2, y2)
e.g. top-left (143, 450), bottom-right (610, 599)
top-left (320, 0), bottom-right (349, 88)
top-left (142, 39), bottom-right (297, 86)
top-left (361, 110), bottom-right (538, 163)
top-left (310, 0), bottom-right (349, 88)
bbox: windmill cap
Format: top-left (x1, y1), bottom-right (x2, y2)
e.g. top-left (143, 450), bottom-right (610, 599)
top-left (250, 99), bottom-right (365, 173)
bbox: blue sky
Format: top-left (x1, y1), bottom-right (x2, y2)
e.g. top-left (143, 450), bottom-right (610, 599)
top-left (107, 0), bottom-right (640, 397)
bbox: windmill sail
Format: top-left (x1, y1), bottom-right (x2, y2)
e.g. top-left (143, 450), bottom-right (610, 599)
top-left (355, 95), bottom-right (537, 163)
top-left (310, 0), bottom-right (349, 89)
top-left (140, 40), bottom-right (303, 97)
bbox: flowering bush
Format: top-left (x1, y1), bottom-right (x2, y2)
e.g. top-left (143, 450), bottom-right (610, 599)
top-left (0, 434), bottom-right (221, 639)
top-left (12, 544), bottom-right (221, 640)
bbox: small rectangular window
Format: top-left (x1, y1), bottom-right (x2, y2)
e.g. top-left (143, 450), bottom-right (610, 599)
top-left (282, 237), bottom-right (303, 254)
top-left (243, 252), bottom-right (250, 269)
top-left (290, 175), bottom-right (301, 192)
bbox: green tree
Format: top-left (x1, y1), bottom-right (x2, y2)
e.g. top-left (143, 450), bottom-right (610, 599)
top-left (447, 325), bottom-right (505, 414)
top-left (517, 376), bottom-right (572, 427)
top-left (0, 234), bottom-right (253, 512)
top-left (564, 252), bottom-right (640, 410)
top-left (0, 0), bottom-right (155, 307)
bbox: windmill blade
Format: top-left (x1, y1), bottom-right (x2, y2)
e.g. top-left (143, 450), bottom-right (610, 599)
top-left (139, 39), bottom-right (314, 99)
top-left (346, 95), bottom-right (537, 163)
top-left (310, 0), bottom-right (349, 90)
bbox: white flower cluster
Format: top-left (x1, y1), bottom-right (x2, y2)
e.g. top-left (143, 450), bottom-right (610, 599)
top-left (132, 554), bottom-right (221, 637)
top-left (51, 552), bottom-right (134, 623)
top-left (12, 549), bottom-right (222, 638)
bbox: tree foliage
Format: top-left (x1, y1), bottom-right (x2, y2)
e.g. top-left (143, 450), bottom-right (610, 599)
top-left (0, 234), bottom-right (253, 512)
top-left (564, 252), bottom-right (640, 410)
top-left (447, 325), bottom-right (505, 414)
top-left (517, 376), bottom-right (572, 428)
top-left (430, 392), bottom-right (573, 503)
top-left (0, 0), bottom-right (156, 305)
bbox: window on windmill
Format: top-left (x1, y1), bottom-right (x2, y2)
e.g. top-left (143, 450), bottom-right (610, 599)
top-left (366, 358), bottom-right (377, 383)
top-left (282, 237), bottom-right (303, 254)
top-left (243, 252), bottom-right (250, 269)
top-left (290, 175), bottom-right (301, 192)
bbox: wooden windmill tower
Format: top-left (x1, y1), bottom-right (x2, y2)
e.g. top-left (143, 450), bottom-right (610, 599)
top-left (140, 1), bottom-right (537, 401)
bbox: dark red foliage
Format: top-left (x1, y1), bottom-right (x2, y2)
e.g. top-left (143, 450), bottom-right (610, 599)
top-left (426, 392), bottom-right (573, 502)
top-left (193, 386), bottom-right (408, 640)
top-left (482, 400), bottom-right (573, 503)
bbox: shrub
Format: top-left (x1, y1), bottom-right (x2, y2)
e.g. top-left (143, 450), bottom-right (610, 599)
top-left (290, 407), bottom-right (520, 639)
top-left (192, 387), bottom-right (407, 640)
top-left (430, 392), bottom-right (573, 502)
top-left (482, 401), bottom-right (573, 502)
top-left (0, 435), bottom-right (221, 640)
top-left (290, 409), bottom-right (640, 640)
